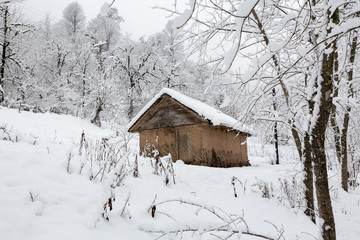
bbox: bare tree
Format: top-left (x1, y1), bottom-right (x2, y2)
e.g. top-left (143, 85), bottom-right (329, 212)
top-left (115, 41), bottom-right (159, 119)
top-left (0, 3), bottom-right (34, 104)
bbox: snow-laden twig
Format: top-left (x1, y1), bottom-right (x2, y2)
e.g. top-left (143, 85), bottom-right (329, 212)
top-left (144, 198), bottom-right (280, 239)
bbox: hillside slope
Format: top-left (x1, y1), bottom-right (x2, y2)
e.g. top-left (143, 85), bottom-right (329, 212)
top-left (0, 107), bottom-right (359, 240)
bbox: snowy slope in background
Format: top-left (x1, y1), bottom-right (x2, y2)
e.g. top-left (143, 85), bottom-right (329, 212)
top-left (1, 107), bottom-right (359, 240)
top-left (0, 107), bottom-right (113, 144)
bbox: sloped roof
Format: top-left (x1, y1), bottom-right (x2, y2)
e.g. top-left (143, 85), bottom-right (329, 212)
top-left (127, 88), bottom-right (249, 133)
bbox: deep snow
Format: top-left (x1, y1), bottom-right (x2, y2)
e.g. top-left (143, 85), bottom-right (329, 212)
top-left (0, 107), bottom-right (359, 240)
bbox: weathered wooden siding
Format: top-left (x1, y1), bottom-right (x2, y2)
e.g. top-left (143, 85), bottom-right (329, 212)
top-left (139, 128), bottom-right (176, 158)
top-left (201, 126), bottom-right (249, 167)
top-left (139, 125), bottom-right (203, 164)
top-left (175, 125), bottom-right (203, 163)
top-left (139, 124), bottom-right (249, 167)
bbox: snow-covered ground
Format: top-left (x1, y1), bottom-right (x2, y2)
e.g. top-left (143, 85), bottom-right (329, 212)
top-left (0, 107), bottom-right (359, 240)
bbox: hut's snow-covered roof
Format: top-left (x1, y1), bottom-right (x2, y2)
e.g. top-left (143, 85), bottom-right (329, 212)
top-left (128, 88), bottom-right (248, 133)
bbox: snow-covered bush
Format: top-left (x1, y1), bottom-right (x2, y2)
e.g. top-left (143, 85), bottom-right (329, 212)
top-left (278, 176), bottom-right (303, 209)
top-left (253, 178), bottom-right (274, 199)
top-left (67, 131), bottom-right (136, 220)
top-left (252, 176), bottom-right (304, 210)
top-left (151, 154), bottom-right (176, 185)
top-left (68, 131), bottom-right (133, 186)
top-left (0, 124), bottom-right (38, 144)
top-left (231, 176), bottom-right (247, 198)
top-left (0, 125), bottom-right (12, 141)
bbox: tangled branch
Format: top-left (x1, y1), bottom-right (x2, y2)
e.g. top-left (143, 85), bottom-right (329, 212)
top-left (145, 198), bottom-right (278, 240)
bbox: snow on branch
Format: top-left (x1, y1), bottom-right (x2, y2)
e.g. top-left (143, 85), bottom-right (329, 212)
top-left (174, 0), bottom-right (196, 29)
top-left (145, 198), bottom-right (279, 240)
top-left (222, 0), bottom-right (260, 73)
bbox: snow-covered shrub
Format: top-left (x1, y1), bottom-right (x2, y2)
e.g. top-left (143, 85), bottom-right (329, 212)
top-left (231, 176), bottom-right (247, 197)
top-left (252, 176), bottom-right (303, 210)
top-left (253, 178), bottom-right (274, 199)
top-left (142, 142), bottom-right (157, 158)
top-left (67, 131), bottom-right (138, 221)
top-left (278, 176), bottom-right (303, 209)
top-left (101, 191), bottom-right (116, 221)
top-left (116, 128), bottom-right (137, 153)
top-left (0, 124), bottom-right (38, 144)
top-left (133, 155), bottom-right (139, 178)
top-left (70, 132), bottom-right (132, 186)
top-left (151, 154), bottom-right (176, 185)
top-left (0, 125), bottom-right (12, 141)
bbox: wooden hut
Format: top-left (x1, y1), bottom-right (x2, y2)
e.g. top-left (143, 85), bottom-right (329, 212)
top-left (128, 88), bottom-right (251, 167)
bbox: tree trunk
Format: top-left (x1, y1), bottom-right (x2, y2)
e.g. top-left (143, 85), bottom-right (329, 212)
top-left (272, 88), bottom-right (280, 165)
top-left (128, 73), bottom-right (135, 120)
top-left (251, 10), bottom-right (281, 165)
top-left (340, 110), bottom-right (350, 191)
top-left (330, 91), bottom-right (341, 164)
top-left (0, 5), bottom-right (8, 103)
top-left (128, 83), bottom-right (134, 120)
top-left (91, 97), bottom-right (103, 127)
top-left (308, 7), bottom-right (340, 239)
top-left (303, 72), bottom-right (316, 224)
top-left (128, 95), bottom-right (134, 120)
top-left (330, 42), bottom-right (341, 163)
top-left (311, 48), bottom-right (336, 240)
top-left (127, 52), bottom-right (135, 120)
top-left (291, 125), bottom-right (302, 161)
top-left (290, 121), bottom-right (316, 224)
top-left (304, 132), bottom-right (316, 223)
top-left (340, 32), bottom-right (357, 191)
top-left (312, 130), bottom-right (336, 240)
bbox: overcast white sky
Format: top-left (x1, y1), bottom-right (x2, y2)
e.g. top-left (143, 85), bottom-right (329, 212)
top-left (17, 0), bottom-right (178, 39)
